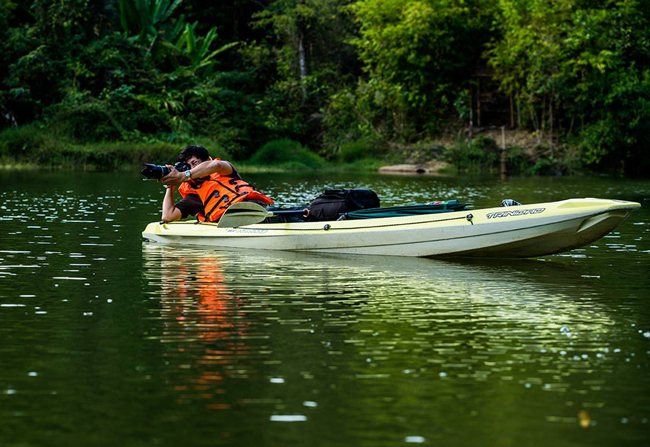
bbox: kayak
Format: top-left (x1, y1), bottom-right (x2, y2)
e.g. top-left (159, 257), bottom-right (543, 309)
top-left (141, 198), bottom-right (640, 258)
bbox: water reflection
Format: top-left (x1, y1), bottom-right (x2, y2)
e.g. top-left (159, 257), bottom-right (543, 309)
top-left (140, 244), bottom-right (650, 445)
top-left (143, 247), bottom-right (257, 411)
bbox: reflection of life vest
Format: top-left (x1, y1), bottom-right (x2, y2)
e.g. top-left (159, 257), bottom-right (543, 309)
top-left (160, 254), bottom-right (251, 400)
top-left (178, 173), bottom-right (273, 222)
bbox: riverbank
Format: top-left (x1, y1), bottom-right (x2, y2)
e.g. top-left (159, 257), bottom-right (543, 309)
top-left (0, 125), bottom-right (584, 176)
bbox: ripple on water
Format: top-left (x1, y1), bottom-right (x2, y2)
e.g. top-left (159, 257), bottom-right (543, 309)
top-left (138, 245), bottom-right (650, 424)
top-left (1, 174), bottom-right (649, 446)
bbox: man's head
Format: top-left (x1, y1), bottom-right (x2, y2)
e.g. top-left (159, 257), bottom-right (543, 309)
top-left (178, 145), bottom-right (210, 164)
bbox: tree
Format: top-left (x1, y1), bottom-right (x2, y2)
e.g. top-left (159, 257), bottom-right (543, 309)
top-left (321, 0), bottom-right (495, 143)
top-left (246, 0), bottom-right (358, 144)
top-left (488, 0), bottom-right (650, 172)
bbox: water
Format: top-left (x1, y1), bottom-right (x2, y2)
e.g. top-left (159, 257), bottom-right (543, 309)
top-left (1, 171), bottom-right (649, 446)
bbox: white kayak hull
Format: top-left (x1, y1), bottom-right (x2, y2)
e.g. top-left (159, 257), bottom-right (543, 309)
top-left (142, 198), bottom-right (640, 258)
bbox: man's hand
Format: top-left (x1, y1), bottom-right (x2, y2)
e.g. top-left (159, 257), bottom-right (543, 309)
top-left (161, 166), bottom-right (184, 186)
top-left (161, 184), bottom-right (182, 222)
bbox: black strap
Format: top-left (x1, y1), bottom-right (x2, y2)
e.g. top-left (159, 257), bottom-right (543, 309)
top-left (202, 180), bottom-right (252, 220)
top-left (205, 193), bottom-right (229, 220)
top-left (215, 180), bottom-right (243, 196)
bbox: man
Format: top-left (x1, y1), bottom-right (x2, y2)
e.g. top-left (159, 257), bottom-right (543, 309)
top-left (159, 145), bottom-right (273, 222)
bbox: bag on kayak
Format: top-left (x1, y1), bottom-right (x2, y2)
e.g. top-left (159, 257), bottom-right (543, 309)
top-left (307, 189), bottom-right (380, 222)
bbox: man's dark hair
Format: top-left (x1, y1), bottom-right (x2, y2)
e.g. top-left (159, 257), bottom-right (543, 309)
top-left (178, 145), bottom-right (210, 162)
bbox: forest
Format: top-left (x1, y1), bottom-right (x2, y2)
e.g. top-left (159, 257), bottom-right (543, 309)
top-left (1, 0), bottom-right (649, 175)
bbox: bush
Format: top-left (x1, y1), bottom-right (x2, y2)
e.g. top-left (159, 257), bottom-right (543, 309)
top-left (505, 146), bottom-right (531, 174)
top-left (0, 124), bottom-right (231, 169)
top-left (530, 157), bottom-right (565, 176)
top-left (46, 94), bottom-right (122, 142)
top-left (399, 140), bottom-right (445, 164)
top-left (338, 139), bottom-right (380, 163)
top-left (105, 85), bottom-right (172, 136)
top-left (444, 137), bottom-right (501, 172)
top-left (81, 142), bottom-right (185, 169)
top-left (0, 125), bottom-right (47, 157)
top-left (338, 157), bottom-right (387, 171)
top-left (183, 72), bottom-right (269, 160)
top-left (248, 139), bottom-right (327, 169)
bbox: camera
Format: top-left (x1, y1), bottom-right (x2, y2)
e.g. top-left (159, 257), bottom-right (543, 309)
top-left (141, 161), bottom-right (191, 180)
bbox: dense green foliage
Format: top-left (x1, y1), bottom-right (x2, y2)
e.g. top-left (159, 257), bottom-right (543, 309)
top-left (0, 124), bottom-right (227, 169)
top-left (247, 138), bottom-right (327, 169)
top-left (0, 0), bottom-right (648, 174)
top-left (488, 0), bottom-right (650, 173)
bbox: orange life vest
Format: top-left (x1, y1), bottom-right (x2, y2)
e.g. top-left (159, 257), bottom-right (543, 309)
top-left (178, 173), bottom-right (273, 222)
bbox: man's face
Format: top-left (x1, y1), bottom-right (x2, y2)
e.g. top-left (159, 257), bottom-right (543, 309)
top-left (186, 156), bottom-right (203, 169)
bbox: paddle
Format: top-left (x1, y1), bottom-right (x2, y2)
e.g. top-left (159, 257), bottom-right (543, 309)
top-left (217, 202), bottom-right (309, 228)
top-left (217, 202), bottom-right (273, 228)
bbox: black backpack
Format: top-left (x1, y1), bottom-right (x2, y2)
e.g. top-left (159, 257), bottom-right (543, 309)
top-left (307, 189), bottom-right (380, 222)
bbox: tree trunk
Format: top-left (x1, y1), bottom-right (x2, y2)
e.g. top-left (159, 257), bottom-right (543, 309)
top-left (298, 31), bottom-right (307, 99)
top-left (469, 85), bottom-right (474, 141)
top-left (501, 126), bottom-right (507, 180)
top-left (510, 91), bottom-right (515, 128)
top-left (530, 99), bottom-right (541, 144)
top-left (477, 78), bottom-right (481, 127)
top-left (541, 95), bottom-right (546, 136)
top-left (549, 97), bottom-right (554, 159)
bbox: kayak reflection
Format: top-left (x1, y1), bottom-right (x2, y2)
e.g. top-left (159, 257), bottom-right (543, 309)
top-left (141, 244), bottom-right (619, 435)
top-left (142, 244), bottom-right (614, 334)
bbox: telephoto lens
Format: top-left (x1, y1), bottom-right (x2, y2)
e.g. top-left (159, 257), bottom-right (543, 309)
top-left (140, 164), bottom-right (171, 180)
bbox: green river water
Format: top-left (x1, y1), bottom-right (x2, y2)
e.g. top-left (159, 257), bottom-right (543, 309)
top-left (0, 171), bottom-right (649, 447)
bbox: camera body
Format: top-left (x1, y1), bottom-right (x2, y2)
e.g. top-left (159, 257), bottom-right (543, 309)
top-left (141, 161), bottom-right (191, 180)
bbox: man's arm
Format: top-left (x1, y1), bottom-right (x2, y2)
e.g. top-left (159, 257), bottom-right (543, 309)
top-left (161, 186), bottom-right (182, 222)
top-left (161, 160), bottom-right (233, 186)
